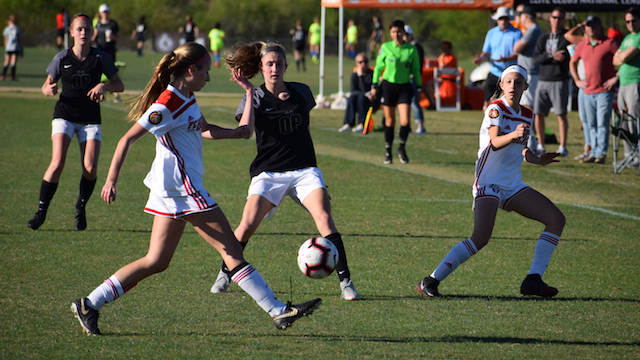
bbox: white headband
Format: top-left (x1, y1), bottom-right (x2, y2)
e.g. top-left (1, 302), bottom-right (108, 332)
top-left (500, 65), bottom-right (528, 82)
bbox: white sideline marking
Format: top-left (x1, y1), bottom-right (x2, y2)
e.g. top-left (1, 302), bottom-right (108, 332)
top-left (611, 181), bottom-right (640, 189)
top-left (546, 169), bottom-right (575, 176)
top-left (566, 204), bottom-right (640, 221)
top-left (434, 149), bottom-right (456, 154)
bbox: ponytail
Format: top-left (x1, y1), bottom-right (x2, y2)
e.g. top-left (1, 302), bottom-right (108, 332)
top-left (223, 41), bottom-right (287, 79)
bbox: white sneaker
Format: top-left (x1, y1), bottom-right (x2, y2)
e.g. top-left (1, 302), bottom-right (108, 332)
top-left (415, 125), bottom-right (427, 135)
top-left (352, 124), bottom-right (364, 132)
top-left (340, 278), bottom-right (361, 301)
top-left (210, 270), bottom-right (230, 293)
top-left (338, 124), bottom-right (352, 132)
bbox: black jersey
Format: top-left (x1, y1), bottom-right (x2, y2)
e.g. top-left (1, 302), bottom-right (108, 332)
top-left (95, 20), bottom-right (119, 57)
top-left (235, 82), bottom-right (317, 178)
top-left (46, 47), bottom-right (119, 124)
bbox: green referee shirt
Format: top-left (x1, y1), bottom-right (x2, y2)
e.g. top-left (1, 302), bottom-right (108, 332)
top-left (373, 41), bottom-right (422, 87)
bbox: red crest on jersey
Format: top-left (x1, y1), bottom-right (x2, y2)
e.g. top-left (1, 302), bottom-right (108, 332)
top-left (488, 109), bottom-right (499, 119)
top-left (149, 111), bottom-right (162, 125)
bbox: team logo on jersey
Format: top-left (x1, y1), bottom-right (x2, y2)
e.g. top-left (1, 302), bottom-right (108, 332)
top-left (149, 111), bottom-right (163, 125)
top-left (504, 125), bottom-right (511, 130)
top-left (488, 109), bottom-right (499, 119)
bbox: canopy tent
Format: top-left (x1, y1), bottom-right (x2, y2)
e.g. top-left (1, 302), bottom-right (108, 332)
top-left (317, 0), bottom-right (515, 107)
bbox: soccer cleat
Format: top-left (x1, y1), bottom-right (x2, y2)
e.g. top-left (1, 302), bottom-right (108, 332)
top-left (384, 151), bottom-right (392, 164)
top-left (416, 276), bottom-right (441, 297)
top-left (520, 274), bottom-right (558, 297)
top-left (71, 297), bottom-right (101, 336)
top-left (352, 124), bottom-right (364, 133)
top-left (340, 278), bottom-right (361, 301)
top-left (75, 206), bottom-right (87, 231)
top-left (338, 124), bottom-right (352, 132)
top-left (397, 147), bottom-right (409, 164)
top-left (27, 210), bottom-right (47, 230)
top-left (272, 298), bottom-right (322, 330)
top-left (210, 269), bottom-right (230, 293)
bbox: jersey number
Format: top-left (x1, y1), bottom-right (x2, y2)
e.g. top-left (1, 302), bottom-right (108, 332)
top-left (279, 113), bottom-right (303, 135)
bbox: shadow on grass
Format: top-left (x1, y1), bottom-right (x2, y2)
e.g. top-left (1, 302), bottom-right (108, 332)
top-left (361, 293), bottom-right (640, 303)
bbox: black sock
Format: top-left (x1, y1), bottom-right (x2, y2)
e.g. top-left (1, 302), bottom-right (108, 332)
top-left (37, 180), bottom-right (58, 212)
top-left (2, 66), bottom-right (6, 76)
top-left (77, 176), bottom-right (97, 209)
top-left (301, 57), bottom-right (306, 70)
top-left (221, 241), bottom-right (248, 274)
top-left (399, 125), bottom-right (411, 147)
top-left (385, 126), bottom-right (395, 154)
top-left (10, 65), bottom-right (16, 77)
top-left (325, 233), bottom-right (350, 281)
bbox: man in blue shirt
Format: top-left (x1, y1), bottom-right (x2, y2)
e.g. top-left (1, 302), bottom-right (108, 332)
top-left (473, 6), bottom-right (523, 110)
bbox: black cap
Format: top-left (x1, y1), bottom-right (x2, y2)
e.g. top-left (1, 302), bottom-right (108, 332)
top-left (585, 15), bottom-right (601, 26)
top-left (521, 6), bottom-right (536, 17)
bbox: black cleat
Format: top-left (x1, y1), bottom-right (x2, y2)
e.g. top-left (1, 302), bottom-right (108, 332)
top-left (397, 147), bottom-right (409, 164)
top-left (71, 297), bottom-right (101, 336)
top-left (520, 274), bottom-right (558, 297)
top-left (75, 206), bottom-right (86, 231)
top-left (416, 276), bottom-right (441, 297)
top-left (27, 210), bottom-right (47, 230)
top-left (384, 151), bottom-right (392, 164)
top-left (272, 298), bottom-right (322, 330)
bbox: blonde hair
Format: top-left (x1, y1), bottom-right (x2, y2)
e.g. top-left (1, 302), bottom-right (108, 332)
top-left (223, 41), bottom-right (287, 79)
top-left (127, 42), bottom-right (209, 121)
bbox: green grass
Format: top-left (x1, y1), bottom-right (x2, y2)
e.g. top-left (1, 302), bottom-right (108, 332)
top-left (1, 49), bottom-right (639, 359)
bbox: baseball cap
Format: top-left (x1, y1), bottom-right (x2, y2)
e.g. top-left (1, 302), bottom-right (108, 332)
top-left (99, 4), bottom-right (110, 13)
top-left (585, 15), bottom-right (601, 25)
top-left (492, 6), bottom-right (513, 21)
top-left (521, 6), bottom-right (536, 17)
top-left (404, 25), bottom-right (413, 34)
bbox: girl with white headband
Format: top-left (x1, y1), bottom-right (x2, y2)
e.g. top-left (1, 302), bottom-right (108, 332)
top-left (210, 42), bottom-right (361, 301)
top-left (417, 64), bottom-right (566, 298)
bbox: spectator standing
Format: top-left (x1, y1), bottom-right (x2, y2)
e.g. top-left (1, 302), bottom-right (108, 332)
top-left (473, 6), bottom-right (523, 110)
top-left (56, 8), bottom-right (66, 50)
top-left (2, 15), bottom-right (22, 81)
top-left (371, 19), bottom-right (422, 164)
top-left (403, 25), bottom-right (427, 134)
top-left (130, 16), bottom-right (146, 57)
top-left (344, 20), bottom-right (357, 59)
top-left (308, 17), bottom-right (321, 64)
top-left (570, 15), bottom-right (619, 164)
top-left (92, 4), bottom-right (121, 102)
top-left (514, 6), bottom-right (542, 112)
top-left (613, 7), bottom-right (640, 167)
top-left (179, 16), bottom-right (199, 44)
top-left (565, 18), bottom-right (590, 160)
top-left (369, 16), bottom-right (383, 59)
top-left (339, 53), bottom-right (373, 133)
top-left (436, 41), bottom-right (459, 107)
top-left (532, 8), bottom-right (571, 157)
top-left (290, 20), bottom-right (306, 72)
top-left (511, 4), bottom-right (527, 33)
top-left (208, 22), bottom-right (225, 67)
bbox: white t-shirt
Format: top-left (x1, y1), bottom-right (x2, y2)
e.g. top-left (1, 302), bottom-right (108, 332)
top-left (475, 97), bottom-right (532, 191)
top-left (138, 85), bottom-right (205, 197)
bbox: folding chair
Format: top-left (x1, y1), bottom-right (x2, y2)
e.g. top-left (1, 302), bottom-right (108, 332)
top-left (611, 109), bottom-right (640, 175)
top-left (433, 67), bottom-right (461, 112)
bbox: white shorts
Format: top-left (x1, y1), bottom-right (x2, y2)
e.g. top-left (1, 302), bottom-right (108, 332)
top-left (521, 74), bottom-right (538, 107)
top-left (52, 119), bottom-right (102, 142)
top-left (248, 167), bottom-right (326, 219)
top-left (144, 190), bottom-right (218, 219)
top-left (472, 183), bottom-right (531, 212)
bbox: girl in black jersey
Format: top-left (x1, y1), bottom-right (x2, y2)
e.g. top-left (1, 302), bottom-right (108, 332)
top-left (27, 14), bottom-right (124, 231)
top-left (210, 42), bottom-right (361, 301)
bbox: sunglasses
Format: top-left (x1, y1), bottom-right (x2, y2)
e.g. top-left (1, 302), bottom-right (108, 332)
top-left (357, 60), bottom-right (368, 64)
top-left (550, 15), bottom-right (564, 19)
top-left (626, 19), bottom-right (638, 24)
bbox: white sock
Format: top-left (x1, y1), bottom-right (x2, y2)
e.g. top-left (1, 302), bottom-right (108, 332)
top-left (86, 275), bottom-right (124, 310)
top-left (528, 232), bottom-right (559, 276)
top-left (231, 264), bottom-right (286, 316)
top-left (557, 145), bottom-right (566, 153)
top-left (430, 238), bottom-right (478, 281)
top-left (537, 144), bottom-right (545, 151)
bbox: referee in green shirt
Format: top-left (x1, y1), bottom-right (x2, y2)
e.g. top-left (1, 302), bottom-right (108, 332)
top-left (371, 19), bottom-right (422, 164)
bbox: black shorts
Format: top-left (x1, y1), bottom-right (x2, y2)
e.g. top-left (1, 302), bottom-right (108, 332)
top-left (379, 80), bottom-right (413, 106)
top-left (57, 28), bottom-right (65, 37)
top-left (294, 40), bottom-right (305, 52)
top-left (484, 73), bottom-right (500, 103)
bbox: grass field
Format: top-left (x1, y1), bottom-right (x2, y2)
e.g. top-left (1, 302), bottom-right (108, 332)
top-left (1, 49), bottom-right (639, 359)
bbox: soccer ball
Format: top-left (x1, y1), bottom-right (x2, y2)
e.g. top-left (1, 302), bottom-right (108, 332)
top-left (297, 237), bottom-right (339, 279)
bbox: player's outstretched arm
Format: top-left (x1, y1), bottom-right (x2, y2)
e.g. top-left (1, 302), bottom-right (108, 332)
top-left (101, 123), bottom-right (148, 204)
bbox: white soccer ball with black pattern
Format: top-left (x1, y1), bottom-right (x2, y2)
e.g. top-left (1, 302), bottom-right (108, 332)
top-left (297, 237), bottom-right (339, 279)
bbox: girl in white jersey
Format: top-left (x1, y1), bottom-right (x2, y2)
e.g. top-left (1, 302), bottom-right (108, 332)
top-left (209, 42), bottom-right (361, 301)
top-left (70, 43), bottom-right (321, 336)
top-left (417, 65), bottom-right (566, 298)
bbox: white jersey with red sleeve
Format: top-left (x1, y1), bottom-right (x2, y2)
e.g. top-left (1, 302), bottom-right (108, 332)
top-left (474, 97), bottom-right (532, 191)
top-left (137, 85), bottom-right (206, 197)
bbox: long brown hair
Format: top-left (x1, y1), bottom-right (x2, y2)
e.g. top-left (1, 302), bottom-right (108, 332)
top-left (127, 42), bottom-right (209, 121)
top-left (223, 41), bottom-right (287, 79)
